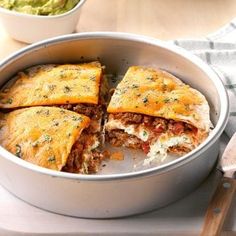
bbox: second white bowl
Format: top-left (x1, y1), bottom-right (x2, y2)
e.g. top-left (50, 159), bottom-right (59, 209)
top-left (0, 0), bottom-right (86, 44)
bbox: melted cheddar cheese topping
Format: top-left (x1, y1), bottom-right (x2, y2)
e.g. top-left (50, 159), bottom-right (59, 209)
top-left (0, 62), bottom-right (102, 108)
top-left (107, 66), bottom-right (208, 129)
top-left (0, 106), bottom-right (90, 171)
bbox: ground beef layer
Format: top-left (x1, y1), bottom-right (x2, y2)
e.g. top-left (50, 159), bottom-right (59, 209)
top-left (59, 103), bottom-right (106, 174)
top-left (106, 112), bottom-right (198, 155)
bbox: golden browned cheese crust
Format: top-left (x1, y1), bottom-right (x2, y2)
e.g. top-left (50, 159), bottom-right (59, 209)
top-left (107, 66), bottom-right (211, 132)
top-left (106, 66), bottom-right (212, 162)
top-left (0, 61), bottom-right (102, 108)
top-left (0, 106), bottom-right (90, 171)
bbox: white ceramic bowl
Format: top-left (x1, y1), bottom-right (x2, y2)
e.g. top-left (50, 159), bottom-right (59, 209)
top-left (0, 0), bottom-right (86, 44)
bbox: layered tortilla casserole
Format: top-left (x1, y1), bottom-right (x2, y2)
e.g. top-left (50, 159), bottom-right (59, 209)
top-left (0, 62), bottom-right (107, 173)
top-left (106, 66), bottom-right (212, 165)
top-left (0, 63), bottom-right (212, 173)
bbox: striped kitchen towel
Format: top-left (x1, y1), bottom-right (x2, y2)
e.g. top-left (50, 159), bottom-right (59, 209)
top-left (172, 19), bottom-right (236, 139)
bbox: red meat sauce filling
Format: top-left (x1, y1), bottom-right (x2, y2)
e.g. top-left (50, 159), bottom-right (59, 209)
top-left (62, 130), bottom-right (107, 174)
top-left (1, 103), bottom-right (106, 173)
top-left (106, 112), bottom-right (198, 154)
top-left (58, 103), bottom-right (106, 174)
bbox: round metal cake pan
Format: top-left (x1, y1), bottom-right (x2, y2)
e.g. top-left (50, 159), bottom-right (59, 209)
top-left (0, 32), bottom-right (229, 218)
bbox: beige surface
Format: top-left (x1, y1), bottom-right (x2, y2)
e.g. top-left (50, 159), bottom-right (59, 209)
top-left (0, 0), bottom-right (236, 60)
top-left (79, 0), bottom-right (236, 38)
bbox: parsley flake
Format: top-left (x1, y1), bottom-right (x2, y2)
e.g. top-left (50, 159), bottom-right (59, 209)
top-left (90, 76), bottom-right (96, 81)
top-left (72, 116), bottom-right (82, 121)
top-left (143, 97), bottom-right (148, 103)
top-left (132, 84), bottom-right (139, 89)
top-left (48, 84), bottom-right (56, 91)
top-left (2, 98), bottom-right (13, 104)
top-left (48, 156), bottom-right (56, 162)
top-left (163, 98), bottom-right (170, 103)
top-left (15, 144), bottom-right (22, 158)
top-left (63, 86), bottom-right (71, 93)
top-left (143, 130), bottom-right (148, 137)
top-left (43, 134), bottom-right (52, 142)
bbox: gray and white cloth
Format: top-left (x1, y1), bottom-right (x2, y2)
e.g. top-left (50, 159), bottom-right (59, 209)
top-left (171, 18), bottom-right (236, 141)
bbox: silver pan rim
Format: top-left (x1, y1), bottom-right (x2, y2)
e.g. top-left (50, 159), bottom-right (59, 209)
top-left (0, 32), bottom-right (229, 181)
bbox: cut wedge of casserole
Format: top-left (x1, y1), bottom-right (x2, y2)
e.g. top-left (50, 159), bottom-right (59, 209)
top-left (0, 62), bottom-right (108, 173)
top-left (0, 106), bottom-right (106, 172)
top-left (0, 62), bottom-right (103, 108)
top-left (106, 66), bottom-right (212, 164)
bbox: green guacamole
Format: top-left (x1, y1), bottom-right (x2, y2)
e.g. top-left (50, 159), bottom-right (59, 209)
top-left (0, 0), bottom-right (80, 16)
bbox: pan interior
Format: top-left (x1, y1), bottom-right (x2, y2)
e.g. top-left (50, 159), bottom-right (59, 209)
top-left (0, 35), bottom-right (224, 175)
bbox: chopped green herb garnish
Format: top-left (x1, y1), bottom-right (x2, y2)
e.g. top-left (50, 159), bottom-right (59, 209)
top-left (83, 85), bottom-right (91, 92)
top-left (48, 84), bottom-right (56, 91)
top-left (72, 116), bottom-right (82, 121)
top-left (36, 110), bottom-right (42, 114)
top-left (3, 98), bottom-right (13, 104)
top-left (163, 98), bottom-right (170, 103)
top-left (44, 109), bottom-right (50, 116)
top-left (48, 156), bottom-right (56, 162)
top-left (132, 84), bottom-right (139, 89)
top-left (143, 130), bottom-right (148, 137)
top-left (185, 105), bottom-right (191, 111)
top-left (53, 121), bottom-right (59, 126)
top-left (162, 84), bottom-right (167, 90)
top-left (43, 134), bottom-right (52, 142)
top-left (15, 144), bottom-right (21, 158)
top-left (143, 97), bottom-right (148, 103)
top-left (63, 86), bottom-right (71, 93)
top-left (90, 76), bottom-right (96, 81)
top-left (59, 72), bottom-right (65, 79)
